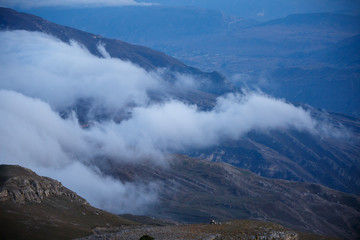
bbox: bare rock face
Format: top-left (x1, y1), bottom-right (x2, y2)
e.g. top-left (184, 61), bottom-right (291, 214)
top-left (0, 165), bottom-right (87, 204)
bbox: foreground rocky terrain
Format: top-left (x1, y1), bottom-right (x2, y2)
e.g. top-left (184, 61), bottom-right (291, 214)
top-left (0, 164), bottom-right (347, 240)
top-left (78, 220), bottom-right (336, 240)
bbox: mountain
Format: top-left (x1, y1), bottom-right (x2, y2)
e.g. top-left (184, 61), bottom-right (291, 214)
top-left (19, 7), bottom-right (360, 115)
top-left (266, 33), bottom-right (360, 116)
top-left (0, 165), bottom-right (340, 240)
top-left (0, 7), bottom-right (231, 95)
top-left (315, 34), bottom-right (360, 67)
top-left (1, 8), bottom-right (360, 239)
top-left (22, 8), bottom-right (360, 57)
top-left (26, 6), bottom-right (258, 43)
top-left (0, 165), bottom-right (138, 240)
top-left (190, 113), bottom-right (360, 195)
top-left (97, 155), bottom-right (360, 240)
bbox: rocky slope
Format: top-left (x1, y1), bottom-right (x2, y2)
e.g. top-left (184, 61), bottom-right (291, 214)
top-left (0, 164), bottom-right (340, 240)
top-left (99, 155), bottom-right (360, 240)
top-left (0, 165), bottom-right (87, 204)
top-left (0, 165), bottom-right (138, 240)
top-left (190, 112), bottom-right (360, 194)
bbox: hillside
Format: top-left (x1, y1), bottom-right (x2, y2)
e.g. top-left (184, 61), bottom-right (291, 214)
top-left (190, 112), bottom-right (360, 195)
top-left (99, 155), bottom-right (360, 240)
top-left (0, 164), bottom-right (350, 240)
top-left (0, 165), bottom-right (138, 240)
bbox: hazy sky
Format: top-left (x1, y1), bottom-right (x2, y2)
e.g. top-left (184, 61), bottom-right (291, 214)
top-left (0, 0), bottom-right (154, 8)
top-left (2, 0), bottom-right (359, 19)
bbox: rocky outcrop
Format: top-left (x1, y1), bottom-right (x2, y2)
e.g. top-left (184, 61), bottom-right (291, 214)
top-left (0, 165), bottom-right (138, 240)
top-left (0, 165), bottom-right (87, 204)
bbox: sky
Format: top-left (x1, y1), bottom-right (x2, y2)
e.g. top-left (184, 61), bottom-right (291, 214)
top-left (0, 0), bottom-right (154, 8)
top-left (0, 30), bottom-right (325, 214)
top-left (1, 0), bottom-right (359, 19)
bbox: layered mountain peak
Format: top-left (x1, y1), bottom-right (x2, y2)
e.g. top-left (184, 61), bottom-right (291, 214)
top-left (0, 165), bottom-right (87, 204)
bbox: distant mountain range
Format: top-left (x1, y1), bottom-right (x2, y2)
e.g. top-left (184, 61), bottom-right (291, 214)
top-left (25, 6), bottom-right (360, 116)
top-left (138, 0), bottom-right (360, 19)
top-left (0, 7), bottom-right (231, 96)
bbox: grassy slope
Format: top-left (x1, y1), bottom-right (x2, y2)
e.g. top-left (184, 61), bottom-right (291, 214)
top-left (105, 155), bottom-right (360, 239)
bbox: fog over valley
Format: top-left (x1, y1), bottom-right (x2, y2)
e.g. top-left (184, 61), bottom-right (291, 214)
top-left (0, 30), bottom-right (326, 213)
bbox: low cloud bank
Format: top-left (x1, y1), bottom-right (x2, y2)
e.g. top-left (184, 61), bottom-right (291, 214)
top-left (35, 162), bottom-right (158, 214)
top-left (108, 93), bottom-right (316, 156)
top-left (0, 89), bottom-right (316, 212)
top-left (0, 30), bottom-right (320, 213)
top-left (0, 90), bottom-right (158, 213)
top-left (0, 30), bottom-right (161, 111)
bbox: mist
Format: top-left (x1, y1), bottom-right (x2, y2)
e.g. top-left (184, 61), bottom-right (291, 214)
top-left (0, 30), bottom-right (161, 111)
top-left (0, 89), bottom-right (158, 213)
top-left (0, 30), bottom-right (322, 214)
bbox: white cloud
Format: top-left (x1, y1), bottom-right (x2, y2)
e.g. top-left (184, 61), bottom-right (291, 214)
top-left (0, 30), bottom-right (161, 112)
top-left (0, 30), bottom-right (321, 214)
top-left (100, 92), bottom-right (316, 157)
top-left (34, 162), bottom-right (158, 214)
top-left (0, 90), bottom-right (157, 214)
top-left (0, 0), bottom-right (154, 8)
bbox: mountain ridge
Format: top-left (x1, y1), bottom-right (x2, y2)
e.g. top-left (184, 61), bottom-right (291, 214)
top-left (0, 7), bottom-right (232, 95)
top-left (21, 6), bottom-right (360, 115)
top-left (98, 155), bottom-right (360, 239)
top-left (0, 164), bottom-right (88, 204)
